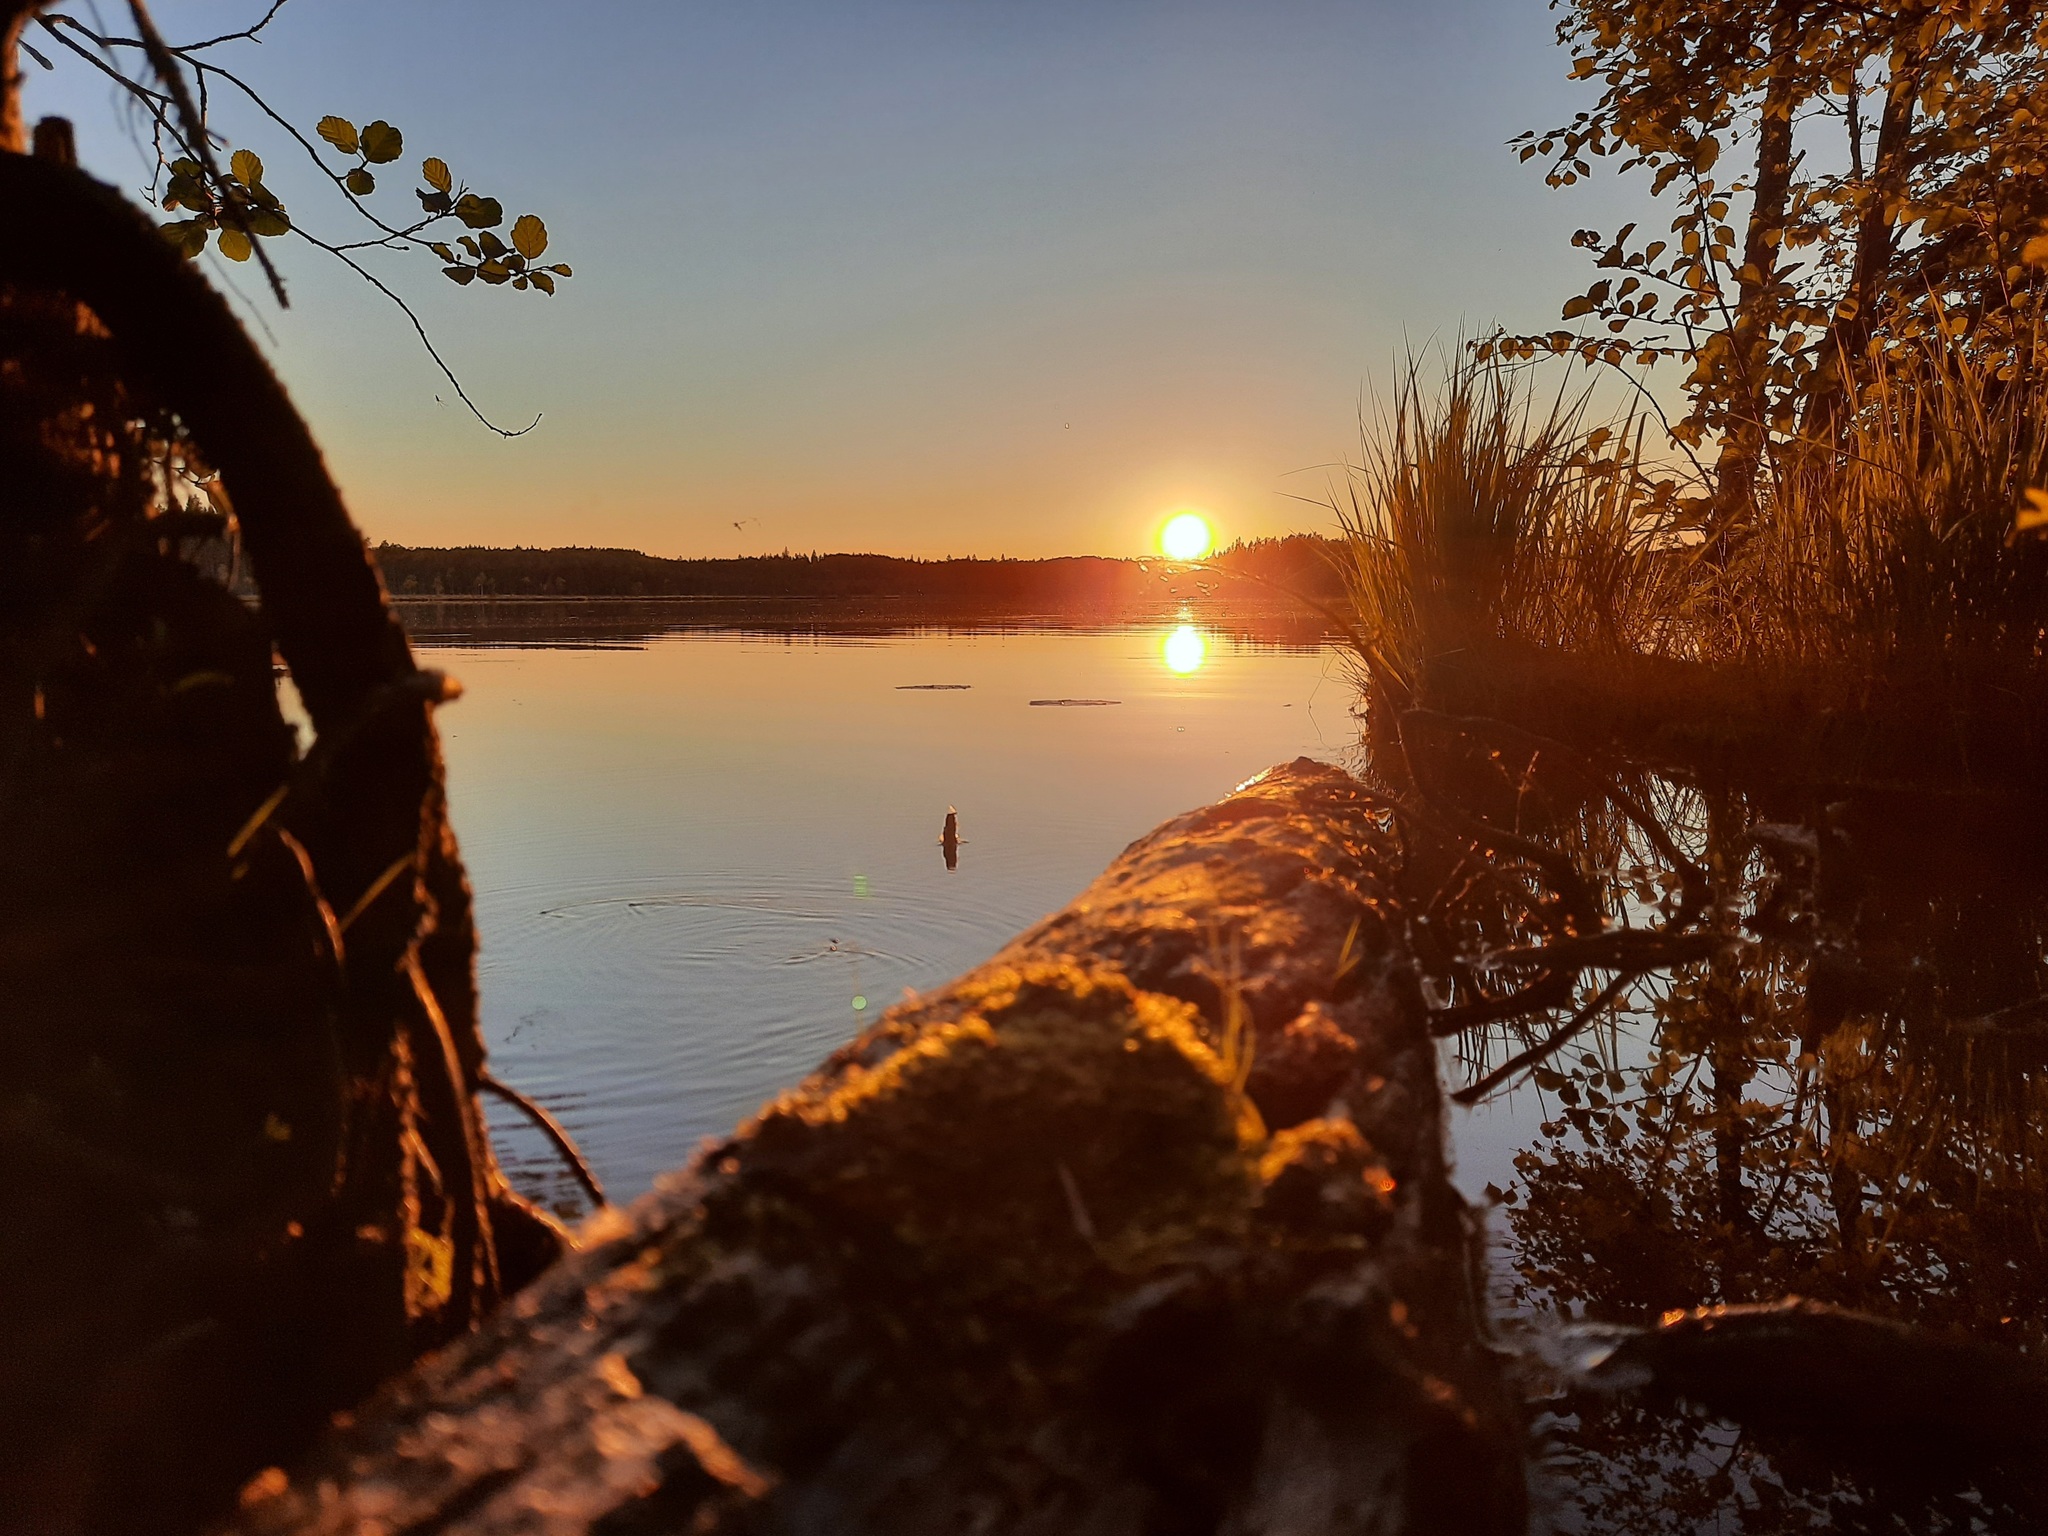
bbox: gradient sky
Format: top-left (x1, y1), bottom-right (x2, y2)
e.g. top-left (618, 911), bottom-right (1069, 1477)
top-left (27, 0), bottom-right (1645, 557)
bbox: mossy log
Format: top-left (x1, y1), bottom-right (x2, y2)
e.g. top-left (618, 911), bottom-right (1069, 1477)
top-left (231, 760), bottom-right (1523, 1536)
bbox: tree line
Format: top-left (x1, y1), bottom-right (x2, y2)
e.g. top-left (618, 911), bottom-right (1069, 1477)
top-left (372, 534), bottom-right (1347, 604)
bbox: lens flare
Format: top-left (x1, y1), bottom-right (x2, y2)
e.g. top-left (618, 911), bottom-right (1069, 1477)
top-left (1160, 511), bottom-right (1213, 561)
top-left (1163, 624), bottom-right (1207, 675)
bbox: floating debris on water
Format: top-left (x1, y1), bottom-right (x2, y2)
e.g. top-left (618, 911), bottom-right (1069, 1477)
top-left (1029, 698), bottom-right (1121, 707)
top-left (896, 683), bottom-right (972, 690)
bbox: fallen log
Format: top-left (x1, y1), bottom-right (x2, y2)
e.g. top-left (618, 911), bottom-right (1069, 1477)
top-left (230, 760), bottom-right (1524, 1536)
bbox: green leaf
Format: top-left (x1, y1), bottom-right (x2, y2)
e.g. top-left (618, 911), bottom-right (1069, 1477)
top-left (217, 227), bottom-right (253, 262)
top-left (454, 194), bottom-right (504, 229)
top-left (316, 116), bottom-right (359, 155)
top-left (230, 148), bottom-right (263, 187)
top-left (421, 156), bottom-right (452, 193)
top-left (160, 219), bottom-right (209, 259)
top-left (244, 205), bottom-right (291, 237)
top-left (511, 213), bottom-right (548, 260)
top-left (360, 120), bottom-right (404, 164)
top-left (163, 173), bottom-right (207, 212)
top-left (345, 167), bottom-right (376, 196)
top-left (443, 265), bottom-right (477, 285)
top-left (529, 269), bottom-right (556, 295)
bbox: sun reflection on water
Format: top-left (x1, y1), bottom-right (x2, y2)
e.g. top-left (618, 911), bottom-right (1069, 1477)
top-left (1163, 624), bottom-right (1207, 675)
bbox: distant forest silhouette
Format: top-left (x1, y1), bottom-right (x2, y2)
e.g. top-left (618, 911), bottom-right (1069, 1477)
top-left (374, 533), bottom-right (1345, 605)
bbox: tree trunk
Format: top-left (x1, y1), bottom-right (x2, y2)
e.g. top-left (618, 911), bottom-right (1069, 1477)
top-left (0, 4), bottom-right (41, 156)
top-left (1802, 46), bottom-right (1922, 437)
top-left (1711, 6), bottom-right (1804, 531)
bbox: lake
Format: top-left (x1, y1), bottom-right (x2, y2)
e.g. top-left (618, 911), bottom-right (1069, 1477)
top-left (409, 597), bottom-right (2048, 1534)
top-left (406, 598), bottom-right (1357, 1209)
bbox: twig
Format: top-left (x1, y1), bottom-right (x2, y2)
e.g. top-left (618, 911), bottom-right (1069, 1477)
top-left (292, 229), bottom-right (539, 437)
top-left (182, 0), bottom-right (289, 51)
top-left (480, 1072), bottom-right (608, 1208)
top-left (1451, 969), bottom-right (1638, 1104)
top-left (1479, 926), bottom-right (1727, 974)
top-left (1429, 968), bottom-right (1574, 1037)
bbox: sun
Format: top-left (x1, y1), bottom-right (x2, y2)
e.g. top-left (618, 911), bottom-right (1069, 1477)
top-left (1160, 510), bottom-right (1214, 561)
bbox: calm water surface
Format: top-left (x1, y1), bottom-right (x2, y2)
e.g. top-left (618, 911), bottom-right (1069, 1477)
top-left (408, 598), bottom-right (2048, 1533)
top-left (410, 600), bottom-right (1355, 1207)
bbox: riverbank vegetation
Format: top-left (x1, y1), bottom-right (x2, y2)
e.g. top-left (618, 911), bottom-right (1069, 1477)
top-left (1323, 7), bottom-right (2048, 1525)
top-left (1338, 0), bottom-right (2048, 789)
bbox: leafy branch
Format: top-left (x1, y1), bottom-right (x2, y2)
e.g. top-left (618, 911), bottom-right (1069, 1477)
top-left (32, 0), bottom-right (571, 436)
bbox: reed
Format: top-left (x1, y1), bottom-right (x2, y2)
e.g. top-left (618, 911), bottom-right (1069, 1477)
top-left (1331, 354), bottom-right (1693, 700)
top-left (1717, 327), bottom-right (2048, 669)
top-left (1335, 331), bottom-right (2048, 745)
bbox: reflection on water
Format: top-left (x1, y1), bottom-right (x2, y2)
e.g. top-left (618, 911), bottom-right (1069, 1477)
top-left (411, 599), bottom-right (1346, 1214)
top-left (1389, 711), bottom-right (2048, 1532)
top-left (1163, 622), bottom-right (1208, 675)
top-left (413, 596), bottom-right (2048, 1529)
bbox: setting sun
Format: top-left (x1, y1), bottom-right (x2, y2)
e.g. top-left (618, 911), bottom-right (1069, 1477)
top-left (1160, 511), bottom-right (1214, 561)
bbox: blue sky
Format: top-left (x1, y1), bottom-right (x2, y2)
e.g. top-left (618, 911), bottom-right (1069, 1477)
top-left (27, 0), bottom-right (1647, 556)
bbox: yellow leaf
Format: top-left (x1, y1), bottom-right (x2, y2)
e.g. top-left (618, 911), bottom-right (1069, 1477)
top-left (2023, 234), bottom-right (2048, 268)
top-left (316, 115), bottom-right (358, 156)
top-left (422, 156), bottom-right (452, 194)
top-left (2017, 488), bottom-right (2048, 535)
top-left (230, 148), bottom-right (263, 186)
top-left (217, 227), bottom-right (253, 262)
top-left (511, 213), bottom-right (548, 260)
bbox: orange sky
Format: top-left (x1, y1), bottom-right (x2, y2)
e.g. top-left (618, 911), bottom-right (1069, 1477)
top-left (31, 0), bottom-right (1646, 558)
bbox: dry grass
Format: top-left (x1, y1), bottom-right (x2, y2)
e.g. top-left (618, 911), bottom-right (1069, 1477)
top-left (1331, 356), bottom-right (1695, 700)
top-left (1336, 334), bottom-right (2048, 732)
top-left (1716, 330), bottom-right (2048, 669)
